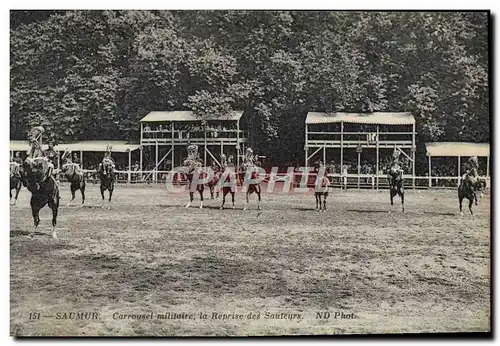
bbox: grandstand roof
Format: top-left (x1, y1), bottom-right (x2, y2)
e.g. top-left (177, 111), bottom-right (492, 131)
top-left (306, 112), bottom-right (415, 125)
top-left (140, 110), bottom-right (244, 122)
top-left (10, 140), bottom-right (140, 153)
top-left (425, 142), bottom-right (490, 157)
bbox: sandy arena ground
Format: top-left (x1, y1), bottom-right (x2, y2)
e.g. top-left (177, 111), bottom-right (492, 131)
top-left (10, 183), bottom-right (490, 336)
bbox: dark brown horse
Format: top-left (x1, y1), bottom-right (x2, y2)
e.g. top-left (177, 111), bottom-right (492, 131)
top-left (23, 157), bottom-right (60, 238)
top-left (10, 162), bottom-right (22, 206)
top-left (98, 159), bottom-right (115, 209)
top-left (184, 159), bottom-right (205, 209)
top-left (387, 165), bottom-right (405, 212)
top-left (61, 162), bottom-right (86, 207)
top-left (314, 171), bottom-right (330, 212)
top-left (458, 174), bottom-right (487, 216)
top-left (241, 161), bottom-right (262, 211)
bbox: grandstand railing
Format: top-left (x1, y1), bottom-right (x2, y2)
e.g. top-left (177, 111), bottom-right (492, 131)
top-left (56, 170), bottom-right (490, 190)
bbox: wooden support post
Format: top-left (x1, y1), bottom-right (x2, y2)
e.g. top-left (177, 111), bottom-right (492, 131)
top-left (458, 156), bottom-right (461, 187)
top-left (323, 146), bottom-right (326, 165)
top-left (236, 120), bottom-right (240, 173)
top-left (139, 146), bottom-right (143, 180)
top-left (80, 150), bottom-right (83, 170)
top-left (128, 150), bottom-right (131, 183)
top-left (376, 125), bottom-right (379, 189)
top-left (204, 123), bottom-right (207, 167)
top-left (487, 155), bottom-right (490, 178)
top-left (171, 121), bottom-right (175, 170)
top-left (357, 151), bottom-right (361, 189)
top-left (340, 122), bottom-right (344, 177)
top-left (412, 123), bottom-right (416, 188)
top-left (428, 155), bottom-right (432, 188)
top-left (155, 141), bottom-right (158, 182)
top-left (305, 123), bottom-right (308, 168)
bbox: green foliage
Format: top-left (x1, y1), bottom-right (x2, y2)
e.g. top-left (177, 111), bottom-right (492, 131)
top-left (10, 11), bottom-right (489, 165)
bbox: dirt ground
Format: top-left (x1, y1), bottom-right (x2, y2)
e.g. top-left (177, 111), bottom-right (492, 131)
top-left (10, 183), bottom-right (490, 336)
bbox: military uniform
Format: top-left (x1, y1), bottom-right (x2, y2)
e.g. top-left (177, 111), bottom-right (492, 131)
top-left (12, 153), bottom-right (23, 165)
top-left (44, 147), bottom-right (59, 169)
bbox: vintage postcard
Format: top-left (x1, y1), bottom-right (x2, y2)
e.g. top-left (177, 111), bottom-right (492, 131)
top-left (9, 10), bottom-right (490, 337)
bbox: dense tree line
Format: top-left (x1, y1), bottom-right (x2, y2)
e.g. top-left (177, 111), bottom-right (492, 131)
top-left (10, 10), bottom-right (489, 168)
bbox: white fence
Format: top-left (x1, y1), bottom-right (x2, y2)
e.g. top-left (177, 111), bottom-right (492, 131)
top-left (57, 170), bottom-right (490, 190)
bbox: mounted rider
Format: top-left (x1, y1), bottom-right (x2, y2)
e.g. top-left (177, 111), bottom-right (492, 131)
top-left (25, 125), bottom-right (57, 189)
top-left (99, 144), bottom-right (116, 177)
top-left (12, 151), bottom-right (23, 165)
top-left (27, 125), bottom-right (45, 159)
top-left (387, 148), bottom-right (404, 184)
top-left (184, 144), bottom-right (202, 169)
top-left (103, 144), bottom-right (115, 165)
top-left (243, 147), bottom-right (256, 169)
top-left (43, 139), bottom-right (59, 169)
top-left (462, 156), bottom-right (480, 188)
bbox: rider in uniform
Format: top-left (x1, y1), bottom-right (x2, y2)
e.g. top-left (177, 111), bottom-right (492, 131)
top-left (72, 152), bottom-right (80, 165)
top-left (27, 126), bottom-right (45, 159)
top-left (12, 151), bottom-right (23, 165)
top-left (387, 149), bottom-right (403, 185)
top-left (43, 140), bottom-right (59, 169)
top-left (462, 156), bottom-right (479, 187)
top-left (244, 148), bottom-right (255, 168)
top-left (103, 145), bottom-right (115, 166)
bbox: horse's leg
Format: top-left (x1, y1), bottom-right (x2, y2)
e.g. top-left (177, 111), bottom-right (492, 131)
top-left (315, 193), bottom-right (319, 211)
top-left (100, 184), bottom-right (106, 208)
top-left (108, 185), bottom-right (113, 209)
top-left (323, 194), bottom-right (327, 212)
top-left (210, 184), bottom-right (214, 200)
top-left (256, 186), bottom-right (262, 211)
top-left (220, 190), bottom-right (226, 210)
top-left (68, 184), bottom-right (76, 207)
top-left (80, 180), bottom-right (86, 206)
top-left (459, 194), bottom-right (464, 216)
top-left (30, 197), bottom-right (42, 238)
top-left (186, 192), bottom-right (193, 208)
top-left (199, 187), bottom-right (204, 209)
top-left (468, 198), bottom-right (474, 216)
top-left (244, 191), bottom-right (249, 211)
top-left (48, 198), bottom-right (58, 239)
top-left (231, 192), bottom-right (235, 209)
top-left (14, 184), bottom-right (21, 205)
top-left (400, 188), bottom-right (405, 213)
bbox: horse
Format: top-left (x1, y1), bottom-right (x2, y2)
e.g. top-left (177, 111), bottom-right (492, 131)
top-left (314, 171), bottom-right (330, 212)
top-left (61, 162), bottom-right (86, 207)
top-left (98, 159), bottom-right (115, 208)
top-left (241, 161), bottom-right (262, 211)
top-left (387, 164), bottom-right (405, 212)
top-left (184, 158), bottom-right (205, 209)
top-left (458, 173), bottom-right (487, 216)
top-left (10, 162), bottom-right (22, 205)
top-left (22, 157), bottom-right (60, 239)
